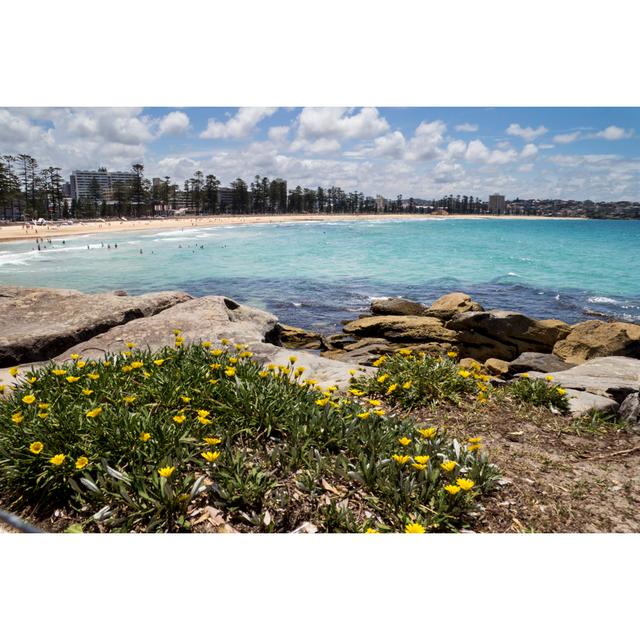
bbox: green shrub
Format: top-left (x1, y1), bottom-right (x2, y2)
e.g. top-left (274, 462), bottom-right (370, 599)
top-left (356, 350), bottom-right (491, 408)
top-left (504, 374), bottom-right (570, 413)
top-left (0, 339), bottom-right (499, 532)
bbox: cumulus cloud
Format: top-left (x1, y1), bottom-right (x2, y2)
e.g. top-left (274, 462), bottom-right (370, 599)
top-left (371, 131), bottom-right (406, 158)
top-left (158, 111), bottom-right (190, 136)
top-left (553, 131), bottom-right (580, 144)
top-left (0, 109), bottom-right (49, 144)
top-left (521, 143), bottom-right (538, 159)
top-left (290, 137), bottom-right (341, 155)
top-left (506, 123), bottom-right (548, 141)
top-left (296, 107), bottom-right (389, 141)
top-left (405, 120), bottom-right (447, 161)
top-left (268, 125), bottom-right (290, 144)
top-left (200, 107), bottom-right (278, 139)
top-left (433, 160), bottom-right (465, 183)
top-left (464, 139), bottom-right (518, 164)
top-left (454, 123), bottom-right (479, 132)
top-left (592, 125), bottom-right (634, 141)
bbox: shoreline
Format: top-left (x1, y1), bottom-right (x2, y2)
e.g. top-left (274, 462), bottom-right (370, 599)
top-left (0, 213), bottom-right (587, 244)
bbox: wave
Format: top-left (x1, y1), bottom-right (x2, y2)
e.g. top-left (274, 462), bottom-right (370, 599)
top-left (587, 296), bottom-right (619, 305)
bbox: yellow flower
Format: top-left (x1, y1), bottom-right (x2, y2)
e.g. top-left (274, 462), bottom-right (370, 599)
top-left (22, 394), bottom-right (36, 405)
top-left (173, 329), bottom-right (182, 336)
top-left (447, 351), bottom-right (458, 358)
top-left (556, 387), bottom-right (567, 396)
top-left (131, 361), bottom-right (144, 369)
top-left (235, 343), bottom-right (247, 351)
top-left (29, 441), bottom-right (44, 455)
top-left (545, 375), bottom-right (554, 382)
top-left (315, 397), bottom-right (330, 407)
top-left (368, 399), bottom-right (381, 406)
top-left (202, 341), bottom-right (212, 348)
top-left (210, 363), bottom-right (222, 370)
top-left (76, 361), bottom-right (86, 369)
top-left (12, 412), bottom-right (24, 424)
top-left (258, 371), bottom-right (269, 378)
top-left (468, 436), bottom-right (482, 443)
top-left (52, 369), bottom-right (67, 376)
top-left (373, 409), bottom-right (385, 417)
top-left (365, 528), bottom-right (380, 534)
top-left (377, 374), bottom-right (389, 383)
top-left (175, 337), bottom-right (184, 346)
top-left (121, 365), bottom-right (132, 373)
top-left (402, 381), bottom-right (412, 389)
top-left (124, 396), bottom-right (137, 404)
top-left (180, 395), bottom-right (191, 404)
top-left (204, 437), bottom-right (222, 446)
top-left (27, 375), bottom-right (38, 383)
top-left (398, 437), bottom-right (412, 446)
top-left (304, 379), bottom-right (318, 386)
top-left (417, 427), bottom-right (437, 439)
top-left (398, 348), bottom-right (412, 356)
top-left (140, 432), bottom-right (151, 442)
top-left (279, 366), bottom-right (291, 375)
top-left (521, 372), bottom-right (529, 378)
top-left (201, 451), bottom-right (221, 463)
top-left (444, 484), bottom-right (461, 495)
top-left (102, 361), bottom-right (111, 367)
top-left (357, 411), bottom-right (371, 420)
top-left (50, 454), bottom-right (66, 466)
top-left (405, 522), bottom-right (426, 534)
top-left (173, 415), bottom-right (186, 424)
top-left (386, 383), bottom-right (398, 395)
top-left (158, 466), bottom-right (176, 478)
top-left (456, 478), bottom-right (476, 491)
top-left (228, 357), bottom-right (239, 364)
top-left (348, 388), bottom-right (365, 396)
top-left (66, 376), bottom-right (80, 383)
top-left (294, 366), bottom-right (306, 376)
top-left (348, 369), bottom-right (356, 376)
top-left (0, 384), bottom-right (5, 394)
top-left (441, 460), bottom-right (457, 472)
top-left (88, 373), bottom-right (100, 380)
top-left (391, 454), bottom-right (410, 464)
top-left (458, 369), bottom-right (471, 378)
top-left (70, 353), bottom-right (81, 360)
top-left (412, 463), bottom-right (427, 471)
top-left (75, 456), bottom-right (89, 470)
top-left (372, 356), bottom-right (386, 367)
top-left (82, 389), bottom-right (94, 396)
top-left (38, 412), bottom-right (48, 419)
top-left (239, 351), bottom-right (253, 359)
top-left (126, 342), bottom-right (136, 349)
top-left (38, 403), bottom-right (50, 409)
top-left (288, 355), bottom-right (298, 364)
top-left (198, 416), bottom-right (212, 425)
top-left (211, 349), bottom-right (224, 356)
top-left (220, 338), bottom-right (229, 345)
top-left (209, 379), bottom-right (219, 386)
top-left (122, 350), bottom-right (132, 357)
top-left (153, 359), bottom-right (165, 366)
top-left (9, 366), bottom-right (19, 377)
top-left (414, 455), bottom-right (430, 464)
top-left (476, 393), bottom-right (487, 404)
top-left (225, 367), bottom-right (236, 377)
top-left (86, 407), bottom-right (102, 418)
top-left (468, 444), bottom-right (481, 452)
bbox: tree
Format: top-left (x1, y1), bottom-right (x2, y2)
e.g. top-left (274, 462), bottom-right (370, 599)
top-left (131, 163), bottom-right (146, 216)
top-left (231, 178), bottom-right (249, 213)
top-left (205, 174), bottom-right (220, 214)
top-left (0, 156), bottom-right (20, 220)
top-left (88, 176), bottom-right (102, 216)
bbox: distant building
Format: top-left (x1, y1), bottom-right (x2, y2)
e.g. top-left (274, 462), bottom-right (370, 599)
top-left (70, 168), bottom-right (136, 200)
top-left (375, 195), bottom-right (386, 213)
top-left (488, 193), bottom-right (506, 214)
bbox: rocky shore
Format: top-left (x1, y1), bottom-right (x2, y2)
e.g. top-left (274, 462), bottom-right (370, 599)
top-left (1, 286), bottom-right (639, 429)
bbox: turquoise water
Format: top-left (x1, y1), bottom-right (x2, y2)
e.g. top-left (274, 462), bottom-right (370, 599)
top-left (1, 218), bottom-right (639, 332)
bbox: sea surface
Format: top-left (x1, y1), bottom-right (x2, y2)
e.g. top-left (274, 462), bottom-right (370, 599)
top-left (1, 218), bottom-right (639, 333)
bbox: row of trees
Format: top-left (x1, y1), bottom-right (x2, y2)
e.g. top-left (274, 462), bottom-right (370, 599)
top-left (1, 154), bottom-right (500, 220)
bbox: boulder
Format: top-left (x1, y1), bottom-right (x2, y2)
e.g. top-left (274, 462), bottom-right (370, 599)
top-left (484, 358), bottom-right (510, 376)
top-left (425, 292), bottom-right (484, 320)
top-left (277, 324), bottom-right (322, 349)
top-left (342, 315), bottom-right (458, 343)
top-left (55, 296), bottom-right (278, 362)
top-left (618, 393), bottom-right (640, 432)
top-left (370, 297), bottom-right (428, 316)
top-left (566, 389), bottom-right (620, 417)
top-left (447, 311), bottom-right (570, 356)
top-left (525, 356), bottom-right (640, 403)
top-left (324, 334), bottom-right (357, 350)
top-left (459, 357), bottom-right (482, 370)
top-left (0, 285), bottom-right (192, 366)
top-left (552, 320), bottom-right (640, 364)
top-left (508, 352), bottom-right (574, 375)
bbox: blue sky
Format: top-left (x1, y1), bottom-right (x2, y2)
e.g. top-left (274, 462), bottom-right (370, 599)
top-left (1, 107), bottom-right (638, 201)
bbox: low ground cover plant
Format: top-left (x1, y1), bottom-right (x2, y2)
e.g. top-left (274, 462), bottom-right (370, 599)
top-left (0, 338), bottom-right (499, 532)
top-left (502, 373), bottom-right (570, 413)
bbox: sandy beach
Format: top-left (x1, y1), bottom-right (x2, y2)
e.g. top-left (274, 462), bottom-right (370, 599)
top-left (0, 213), bottom-right (582, 244)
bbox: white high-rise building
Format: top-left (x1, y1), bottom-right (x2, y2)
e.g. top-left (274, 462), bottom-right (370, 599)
top-left (70, 168), bottom-right (136, 200)
top-left (488, 193), bottom-right (506, 214)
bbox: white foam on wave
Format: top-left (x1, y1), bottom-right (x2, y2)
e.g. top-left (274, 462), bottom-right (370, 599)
top-left (292, 302), bottom-right (302, 307)
top-left (587, 296), bottom-right (619, 305)
top-left (507, 272), bottom-right (521, 277)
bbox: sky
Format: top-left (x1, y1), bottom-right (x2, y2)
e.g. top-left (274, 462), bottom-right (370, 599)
top-left (1, 107), bottom-right (638, 201)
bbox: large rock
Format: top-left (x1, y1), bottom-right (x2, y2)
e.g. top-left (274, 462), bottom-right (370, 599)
top-left (342, 315), bottom-right (458, 343)
top-left (508, 352), bottom-right (574, 375)
top-left (566, 389), bottom-right (620, 417)
top-left (552, 320), bottom-right (640, 364)
top-left (55, 296), bottom-right (278, 362)
top-left (618, 393), bottom-right (640, 432)
top-left (526, 356), bottom-right (640, 403)
top-left (484, 358), bottom-right (510, 376)
top-left (370, 297), bottom-right (428, 316)
top-left (0, 286), bottom-right (192, 366)
top-left (425, 292), bottom-right (484, 320)
top-left (277, 324), bottom-right (322, 349)
top-left (447, 311), bottom-right (570, 357)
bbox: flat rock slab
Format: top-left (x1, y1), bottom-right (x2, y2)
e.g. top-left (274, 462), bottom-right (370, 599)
top-left (0, 285), bottom-right (192, 366)
top-left (508, 352), bottom-right (574, 374)
top-left (566, 389), bottom-right (620, 416)
top-left (343, 315), bottom-right (457, 343)
top-left (526, 356), bottom-right (640, 403)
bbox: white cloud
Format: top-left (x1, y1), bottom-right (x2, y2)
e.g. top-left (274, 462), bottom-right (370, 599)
top-left (445, 139), bottom-right (467, 159)
top-left (372, 131), bottom-right (406, 158)
top-left (592, 125), bottom-right (633, 141)
top-left (0, 109), bottom-right (49, 144)
top-left (158, 111), bottom-right (190, 136)
top-left (296, 107), bottom-right (389, 141)
top-left (433, 160), bottom-right (465, 183)
top-left (521, 143), bottom-right (538, 159)
top-left (200, 107), bottom-right (278, 139)
top-left (155, 156), bottom-right (200, 182)
top-left (290, 137), bottom-right (341, 155)
top-left (518, 163), bottom-right (535, 173)
top-left (268, 125), bottom-right (290, 144)
top-left (454, 123), bottom-right (479, 132)
top-left (553, 131), bottom-right (580, 144)
top-left (464, 139), bottom-right (518, 164)
top-left (405, 120), bottom-right (447, 161)
top-left (506, 123), bottom-right (548, 141)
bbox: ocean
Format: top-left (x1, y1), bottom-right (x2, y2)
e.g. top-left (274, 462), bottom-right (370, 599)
top-left (1, 217), bottom-right (639, 333)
